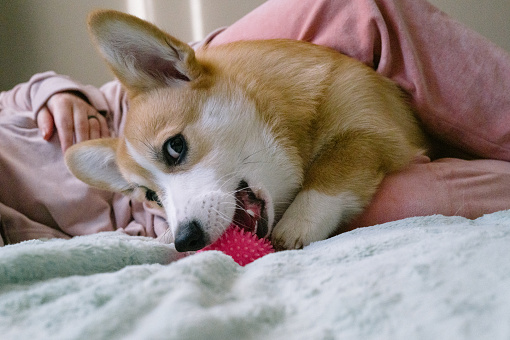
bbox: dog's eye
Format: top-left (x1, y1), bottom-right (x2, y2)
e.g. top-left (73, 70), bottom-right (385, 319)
top-left (145, 189), bottom-right (162, 207)
top-left (163, 134), bottom-right (187, 166)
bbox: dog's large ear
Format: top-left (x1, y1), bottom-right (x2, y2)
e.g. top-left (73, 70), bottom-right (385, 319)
top-left (65, 138), bottom-right (130, 193)
top-left (88, 10), bottom-right (202, 94)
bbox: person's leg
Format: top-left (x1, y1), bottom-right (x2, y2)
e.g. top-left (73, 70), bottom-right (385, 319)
top-left (209, 0), bottom-right (510, 160)
top-left (209, 0), bottom-right (385, 67)
top-left (206, 0), bottom-right (510, 226)
top-left (348, 157), bottom-right (510, 229)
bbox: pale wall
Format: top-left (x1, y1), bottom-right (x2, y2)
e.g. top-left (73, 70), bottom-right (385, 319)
top-left (0, 0), bottom-right (265, 90)
top-left (1, 0), bottom-right (508, 91)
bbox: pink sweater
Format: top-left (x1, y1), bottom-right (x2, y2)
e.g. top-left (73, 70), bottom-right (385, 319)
top-left (0, 72), bottom-right (169, 244)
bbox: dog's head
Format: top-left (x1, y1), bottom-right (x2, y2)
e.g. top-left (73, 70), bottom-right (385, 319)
top-left (65, 11), bottom-right (302, 251)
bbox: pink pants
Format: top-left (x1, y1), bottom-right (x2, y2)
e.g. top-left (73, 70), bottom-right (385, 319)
top-left (208, 0), bottom-right (510, 228)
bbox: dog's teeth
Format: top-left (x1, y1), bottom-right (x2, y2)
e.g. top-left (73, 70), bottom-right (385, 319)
top-left (247, 209), bottom-right (255, 217)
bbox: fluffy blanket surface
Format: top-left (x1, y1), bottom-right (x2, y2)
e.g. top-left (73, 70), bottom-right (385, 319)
top-left (1, 211), bottom-right (509, 340)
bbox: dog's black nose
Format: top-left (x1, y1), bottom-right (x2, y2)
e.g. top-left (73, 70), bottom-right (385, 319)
top-left (174, 220), bottom-right (207, 252)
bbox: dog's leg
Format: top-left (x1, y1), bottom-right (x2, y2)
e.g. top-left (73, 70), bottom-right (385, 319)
top-left (272, 189), bottom-right (363, 249)
top-left (272, 133), bottom-right (393, 249)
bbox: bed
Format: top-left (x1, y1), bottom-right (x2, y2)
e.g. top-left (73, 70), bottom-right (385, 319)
top-left (1, 210), bottom-right (509, 339)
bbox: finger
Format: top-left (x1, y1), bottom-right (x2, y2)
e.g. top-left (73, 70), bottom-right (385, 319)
top-left (96, 113), bottom-right (110, 138)
top-left (88, 116), bottom-right (101, 140)
top-left (52, 107), bottom-right (75, 152)
top-left (85, 109), bottom-right (109, 140)
top-left (36, 106), bottom-right (55, 140)
top-left (86, 107), bottom-right (102, 140)
top-left (73, 104), bottom-right (91, 144)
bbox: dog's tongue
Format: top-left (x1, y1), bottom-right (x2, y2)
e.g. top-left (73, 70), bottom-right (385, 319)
top-left (233, 189), bottom-right (263, 234)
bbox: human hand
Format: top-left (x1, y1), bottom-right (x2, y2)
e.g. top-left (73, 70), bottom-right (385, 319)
top-left (37, 91), bottom-right (110, 152)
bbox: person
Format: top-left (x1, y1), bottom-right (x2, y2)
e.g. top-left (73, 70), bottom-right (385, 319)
top-left (1, 0), bottom-right (509, 246)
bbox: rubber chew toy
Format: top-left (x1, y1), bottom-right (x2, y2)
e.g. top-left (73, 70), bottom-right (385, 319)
top-left (198, 224), bottom-right (274, 266)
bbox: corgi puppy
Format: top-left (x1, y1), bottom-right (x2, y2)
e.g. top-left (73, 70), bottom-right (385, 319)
top-left (65, 10), bottom-right (427, 251)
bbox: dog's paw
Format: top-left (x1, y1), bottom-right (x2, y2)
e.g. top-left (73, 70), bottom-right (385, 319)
top-left (271, 199), bottom-right (335, 250)
top-left (271, 215), bottom-right (316, 250)
top-left (271, 190), bottom-right (361, 250)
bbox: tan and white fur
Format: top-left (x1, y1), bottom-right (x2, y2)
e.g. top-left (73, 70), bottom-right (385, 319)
top-left (65, 10), bottom-right (427, 251)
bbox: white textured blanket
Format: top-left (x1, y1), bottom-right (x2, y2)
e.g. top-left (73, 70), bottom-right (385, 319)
top-left (1, 211), bottom-right (509, 340)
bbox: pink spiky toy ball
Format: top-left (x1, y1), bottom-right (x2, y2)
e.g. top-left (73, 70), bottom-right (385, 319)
top-left (198, 224), bottom-right (274, 266)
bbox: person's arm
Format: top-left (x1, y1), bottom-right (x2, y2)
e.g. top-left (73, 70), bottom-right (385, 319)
top-left (1, 71), bottom-right (114, 152)
top-left (1, 71), bottom-right (107, 116)
top-left (37, 91), bottom-right (110, 152)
